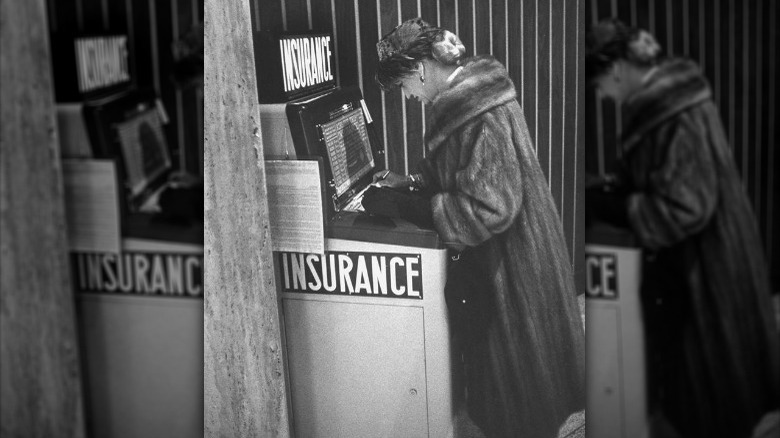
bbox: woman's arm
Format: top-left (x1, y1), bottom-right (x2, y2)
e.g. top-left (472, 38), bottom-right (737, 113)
top-left (627, 117), bottom-right (718, 250)
top-left (371, 170), bottom-right (427, 191)
top-left (431, 120), bottom-right (524, 247)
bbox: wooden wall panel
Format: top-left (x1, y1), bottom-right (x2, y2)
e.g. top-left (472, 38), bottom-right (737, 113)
top-left (378, 0), bottom-right (406, 172)
top-left (586, 0), bottom-right (780, 284)
top-left (491, 0), bottom-right (507, 65)
top-left (439, 0), bottom-right (457, 37)
top-left (357, 0), bottom-right (384, 158)
top-left (401, 0), bottom-right (424, 172)
top-left (474, 0), bottom-right (491, 56)
top-left (254, 0), bottom-right (586, 288)
top-left (285, 0), bottom-right (309, 31)
top-left (521, 0), bottom-right (537, 146)
top-left (82, 0), bottom-right (105, 31)
top-left (549, 0), bottom-right (564, 215)
top-left (457, 0), bottom-right (474, 58)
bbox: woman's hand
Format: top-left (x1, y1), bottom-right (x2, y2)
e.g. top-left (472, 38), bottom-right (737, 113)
top-left (372, 170), bottom-right (408, 188)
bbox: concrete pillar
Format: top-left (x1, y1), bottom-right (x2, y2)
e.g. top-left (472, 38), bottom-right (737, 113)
top-left (204, 0), bottom-right (290, 436)
top-left (0, 0), bottom-right (86, 436)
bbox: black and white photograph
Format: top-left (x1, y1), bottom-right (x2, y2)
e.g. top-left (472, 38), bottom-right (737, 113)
top-left (1, 0), bottom-right (778, 437)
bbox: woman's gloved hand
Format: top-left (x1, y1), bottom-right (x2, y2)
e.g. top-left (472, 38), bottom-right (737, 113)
top-left (362, 186), bottom-right (402, 218)
top-left (371, 170), bottom-right (408, 188)
top-left (362, 187), bottom-right (434, 229)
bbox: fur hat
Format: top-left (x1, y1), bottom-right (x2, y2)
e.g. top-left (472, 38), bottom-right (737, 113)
top-left (585, 18), bottom-right (662, 83)
top-left (375, 18), bottom-right (466, 90)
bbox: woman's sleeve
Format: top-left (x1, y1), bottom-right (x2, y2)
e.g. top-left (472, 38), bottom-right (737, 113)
top-left (430, 121), bottom-right (524, 247)
top-left (627, 118), bottom-right (718, 250)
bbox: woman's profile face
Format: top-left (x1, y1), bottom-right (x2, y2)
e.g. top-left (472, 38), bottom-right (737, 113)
top-left (594, 68), bottom-right (623, 102)
top-left (398, 71), bottom-right (434, 104)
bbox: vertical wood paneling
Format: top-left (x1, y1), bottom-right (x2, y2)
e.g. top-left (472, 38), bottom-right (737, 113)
top-left (81, 0), bottom-right (104, 31)
top-left (48, 0), bottom-right (206, 177)
top-left (575, 0), bottom-right (586, 283)
top-left (536, 0), bottom-right (550, 180)
top-left (105, 0), bottom-right (128, 33)
top-left (586, 0), bottom-right (780, 284)
top-left (256, 0), bottom-right (284, 32)
top-left (768, 0), bottom-right (777, 266)
top-left (456, 0), bottom-right (473, 58)
top-left (262, 0), bottom-right (585, 288)
top-left (155, 0), bottom-right (177, 163)
top-left (309, 0), bottom-right (333, 32)
top-left (521, 0), bottom-right (537, 146)
top-left (474, 0), bottom-right (490, 56)
top-left (285, 0), bottom-right (308, 31)
top-left (358, 0), bottom-right (384, 157)
top-left (438, 0), bottom-right (457, 36)
top-left (563, 0), bottom-right (579, 259)
top-left (751, 0), bottom-right (762, 221)
top-left (49, 0), bottom-right (200, 164)
top-left (549, 0), bottom-right (564, 214)
top-left (378, 0), bottom-right (404, 173)
top-left (490, 0), bottom-right (506, 65)
top-left (333, 0), bottom-right (359, 88)
top-left (505, 0), bottom-right (523, 103)
top-left (401, 0), bottom-right (424, 173)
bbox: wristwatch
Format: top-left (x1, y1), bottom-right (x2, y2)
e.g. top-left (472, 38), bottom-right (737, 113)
top-left (407, 173), bottom-right (424, 191)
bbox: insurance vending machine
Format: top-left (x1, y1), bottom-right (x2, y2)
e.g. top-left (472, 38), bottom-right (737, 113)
top-left (52, 32), bottom-right (203, 437)
top-left (256, 30), bottom-right (454, 438)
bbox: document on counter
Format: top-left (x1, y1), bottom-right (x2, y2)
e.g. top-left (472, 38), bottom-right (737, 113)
top-left (62, 159), bottom-right (122, 253)
top-left (265, 159), bottom-right (325, 254)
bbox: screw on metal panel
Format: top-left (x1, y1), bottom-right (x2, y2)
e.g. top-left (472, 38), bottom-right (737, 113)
top-left (409, 389), bottom-right (417, 396)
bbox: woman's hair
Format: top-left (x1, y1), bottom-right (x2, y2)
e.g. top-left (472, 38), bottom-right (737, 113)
top-left (375, 18), bottom-right (466, 91)
top-left (585, 18), bottom-right (662, 84)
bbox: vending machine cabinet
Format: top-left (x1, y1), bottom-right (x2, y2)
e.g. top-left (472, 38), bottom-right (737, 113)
top-left (585, 222), bottom-right (647, 438)
top-left (262, 84), bottom-right (454, 437)
top-left (73, 237), bottom-right (204, 438)
top-left (274, 227), bottom-right (452, 438)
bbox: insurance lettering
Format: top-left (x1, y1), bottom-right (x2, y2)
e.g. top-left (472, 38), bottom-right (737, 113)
top-left (278, 35), bottom-right (334, 93)
top-left (278, 251), bottom-right (423, 299)
top-left (72, 252), bottom-right (203, 297)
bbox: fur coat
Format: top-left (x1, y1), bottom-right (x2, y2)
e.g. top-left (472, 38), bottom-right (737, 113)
top-left (418, 56), bottom-right (586, 438)
top-left (619, 58), bottom-right (779, 437)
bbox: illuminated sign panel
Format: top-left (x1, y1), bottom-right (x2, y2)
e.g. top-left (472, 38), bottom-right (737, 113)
top-left (75, 36), bottom-right (131, 93)
top-left (51, 33), bottom-right (133, 101)
top-left (278, 35), bottom-right (334, 93)
top-left (255, 31), bottom-right (336, 103)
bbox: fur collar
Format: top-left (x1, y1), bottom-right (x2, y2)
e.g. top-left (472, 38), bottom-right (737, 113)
top-left (425, 55), bottom-right (517, 152)
top-left (622, 58), bottom-right (711, 149)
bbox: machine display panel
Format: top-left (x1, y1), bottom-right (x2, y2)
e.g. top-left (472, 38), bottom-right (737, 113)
top-left (114, 107), bottom-right (172, 201)
top-left (320, 108), bottom-right (374, 198)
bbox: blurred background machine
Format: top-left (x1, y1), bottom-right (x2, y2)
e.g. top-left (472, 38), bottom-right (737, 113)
top-left (585, 218), bottom-right (647, 438)
top-left (47, 1), bottom-right (204, 435)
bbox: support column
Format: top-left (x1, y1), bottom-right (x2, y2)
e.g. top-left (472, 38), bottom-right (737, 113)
top-left (204, 0), bottom-right (289, 436)
top-left (0, 0), bottom-right (86, 436)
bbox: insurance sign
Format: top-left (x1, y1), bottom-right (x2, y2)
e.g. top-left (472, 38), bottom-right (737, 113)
top-left (278, 251), bottom-right (423, 299)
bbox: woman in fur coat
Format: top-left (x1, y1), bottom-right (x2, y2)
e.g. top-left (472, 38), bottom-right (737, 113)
top-left (586, 19), bottom-right (779, 438)
top-left (364, 18), bottom-right (585, 438)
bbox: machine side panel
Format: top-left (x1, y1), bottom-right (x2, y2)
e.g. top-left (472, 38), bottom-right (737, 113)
top-left (283, 299), bottom-right (428, 437)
